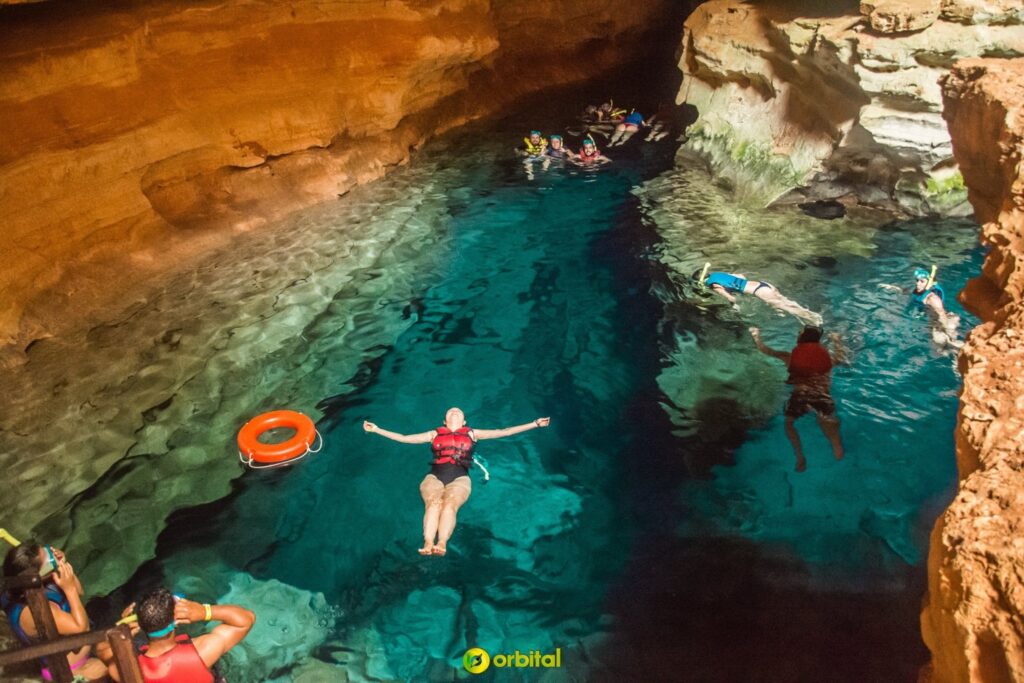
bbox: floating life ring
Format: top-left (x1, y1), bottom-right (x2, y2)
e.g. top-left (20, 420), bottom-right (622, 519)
top-left (237, 410), bottom-right (322, 468)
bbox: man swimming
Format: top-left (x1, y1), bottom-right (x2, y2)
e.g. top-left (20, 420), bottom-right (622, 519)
top-left (363, 408), bottom-right (550, 557)
top-left (573, 136), bottom-right (610, 166)
top-left (519, 130), bottom-right (547, 158)
top-left (693, 265), bottom-right (823, 325)
top-left (750, 325), bottom-right (846, 472)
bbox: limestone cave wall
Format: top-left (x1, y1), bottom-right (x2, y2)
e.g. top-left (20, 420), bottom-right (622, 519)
top-left (676, 0), bottom-right (1023, 210)
top-left (0, 0), bottom-right (677, 365)
top-left (922, 58), bottom-right (1024, 683)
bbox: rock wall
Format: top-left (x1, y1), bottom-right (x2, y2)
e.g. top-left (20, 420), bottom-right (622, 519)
top-left (921, 58), bottom-right (1024, 683)
top-left (0, 0), bottom-right (676, 365)
top-left (676, 0), bottom-right (1023, 210)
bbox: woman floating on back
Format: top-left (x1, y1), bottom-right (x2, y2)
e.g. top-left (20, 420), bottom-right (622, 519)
top-left (363, 408), bottom-right (550, 557)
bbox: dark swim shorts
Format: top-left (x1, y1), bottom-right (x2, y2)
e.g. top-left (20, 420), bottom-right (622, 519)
top-left (785, 389), bottom-right (836, 418)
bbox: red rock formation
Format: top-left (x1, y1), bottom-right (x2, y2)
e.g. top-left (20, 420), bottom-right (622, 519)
top-left (922, 58), bottom-right (1024, 683)
top-left (0, 0), bottom-right (674, 365)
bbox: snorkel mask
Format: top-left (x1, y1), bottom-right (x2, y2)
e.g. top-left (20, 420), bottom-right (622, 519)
top-left (39, 545), bottom-right (58, 578)
top-left (913, 266), bottom-right (935, 291)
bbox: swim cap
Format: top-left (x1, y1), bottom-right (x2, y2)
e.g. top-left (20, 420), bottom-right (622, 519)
top-left (530, 130), bottom-right (542, 136)
top-left (549, 134), bottom-right (562, 141)
top-left (583, 138), bottom-right (595, 145)
top-left (913, 267), bottom-right (930, 280)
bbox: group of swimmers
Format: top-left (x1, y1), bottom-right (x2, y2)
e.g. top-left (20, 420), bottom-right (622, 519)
top-left (693, 263), bottom-right (961, 472)
top-left (516, 98), bottom-right (672, 173)
top-left (2, 538), bottom-right (254, 681)
top-left (518, 130), bottom-right (610, 167)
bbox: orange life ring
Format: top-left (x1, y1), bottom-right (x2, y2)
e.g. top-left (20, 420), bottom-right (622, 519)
top-left (237, 410), bottom-right (318, 465)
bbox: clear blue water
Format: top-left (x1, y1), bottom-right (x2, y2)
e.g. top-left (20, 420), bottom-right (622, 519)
top-left (89, 118), bottom-right (983, 681)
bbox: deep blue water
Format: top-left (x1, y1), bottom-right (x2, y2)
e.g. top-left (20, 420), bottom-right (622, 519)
top-left (96, 114), bottom-right (983, 682)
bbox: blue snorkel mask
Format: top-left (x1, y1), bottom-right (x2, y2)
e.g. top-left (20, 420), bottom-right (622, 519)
top-left (39, 545), bottom-right (58, 578)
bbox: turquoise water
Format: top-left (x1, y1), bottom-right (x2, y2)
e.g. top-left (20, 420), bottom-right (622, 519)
top-left (85, 121), bottom-right (983, 681)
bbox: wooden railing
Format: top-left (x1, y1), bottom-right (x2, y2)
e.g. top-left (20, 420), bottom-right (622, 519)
top-left (0, 575), bottom-right (142, 683)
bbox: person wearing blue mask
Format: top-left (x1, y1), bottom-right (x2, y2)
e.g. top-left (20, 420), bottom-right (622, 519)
top-left (692, 265), bottom-right (823, 325)
top-left (879, 266), bottom-right (961, 348)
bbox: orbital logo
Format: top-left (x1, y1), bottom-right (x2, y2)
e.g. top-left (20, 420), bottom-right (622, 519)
top-left (462, 647), bottom-right (562, 674)
top-left (463, 647), bottom-right (490, 674)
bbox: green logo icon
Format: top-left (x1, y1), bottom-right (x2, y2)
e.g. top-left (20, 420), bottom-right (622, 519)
top-left (463, 648), bottom-right (490, 674)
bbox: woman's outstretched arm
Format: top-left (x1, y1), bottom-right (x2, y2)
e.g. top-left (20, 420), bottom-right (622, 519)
top-left (473, 418), bottom-right (550, 440)
top-left (363, 421), bottom-right (435, 444)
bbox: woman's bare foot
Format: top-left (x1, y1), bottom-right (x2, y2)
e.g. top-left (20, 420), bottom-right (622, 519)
top-left (431, 544), bottom-right (447, 556)
top-left (418, 544), bottom-right (434, 556)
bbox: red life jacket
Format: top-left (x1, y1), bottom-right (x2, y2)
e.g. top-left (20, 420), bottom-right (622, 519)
top-left (431, 426), bottom-right (475, 466)
top-left (138, 634), bottom-right (214, 683)
top-left (578, 147), bottom-right (600, 163)
top-left (787, 342), bottom-right (832, 383)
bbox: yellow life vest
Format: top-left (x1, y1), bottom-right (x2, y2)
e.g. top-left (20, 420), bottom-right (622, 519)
top-left (523, 137), bottom-right (547, 156)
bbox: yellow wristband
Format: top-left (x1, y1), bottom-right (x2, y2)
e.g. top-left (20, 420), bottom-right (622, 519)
top-left (203, 603), bottom-right (213, 621)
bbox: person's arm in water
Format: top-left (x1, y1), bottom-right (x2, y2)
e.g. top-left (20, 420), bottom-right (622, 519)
top-left (749, 327), bottom-right (791, 363)
top-left (924, 291), bottom-right (947, 317)
top-left (176, 599), bottom-right (255, 669)
top-left (473, 418), bottom-right (550, 440)
top-left (710, 283), bottom-right (737, 303)
top-left (363, 422), bottom-right (435, 444)
top-left (827, 332), bottom-right (852, 366)
top-left (877, 283), bottom-right (906, 294)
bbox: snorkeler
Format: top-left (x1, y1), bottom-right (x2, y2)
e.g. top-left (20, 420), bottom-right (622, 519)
top-left (363, 408), bottom-right (550, 557)
top-left (545, 135), bottom-right (572, 160)
top-left (609, 110), bottom-right (645, 146)
top-left (519, 130), bottom-right (547, 158)
top-left (573, 136), bottom-right (610, 166)
top-left (693, 265), bottom-right (823, 325)
top-left (750, 325), bottom-right (846, 472)
top-left (878, 266), bottom-right (961, 348)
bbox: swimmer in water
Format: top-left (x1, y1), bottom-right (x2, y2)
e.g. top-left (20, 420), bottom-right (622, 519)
top-left (750, 325), bottom-right (847, 472)
top-left (879, 266), bottom-right (961, 349)
top-left (574, 136), bottom-right (610, 166)
top-left (363, 408), bottom-right (550, 557)
top-left (693, 265), bottom-right (823, 325)
top-left (545, 135), bottom-right (572, 160)
top-left (609, 110), bottom-right (645, 146)
top-left (519, 130), bottom-right (547, 158)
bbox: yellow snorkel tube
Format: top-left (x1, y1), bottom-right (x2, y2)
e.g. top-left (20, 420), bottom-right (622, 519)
top-left (925, 264), bottom-right (937, 291)
top-left (698, 262), bottom-right (711, 290)
top-left (0, 529), bottom-right (21, 547)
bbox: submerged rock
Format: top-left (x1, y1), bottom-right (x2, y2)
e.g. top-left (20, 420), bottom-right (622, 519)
top-left (798, 199), bottom-right (848, 220)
